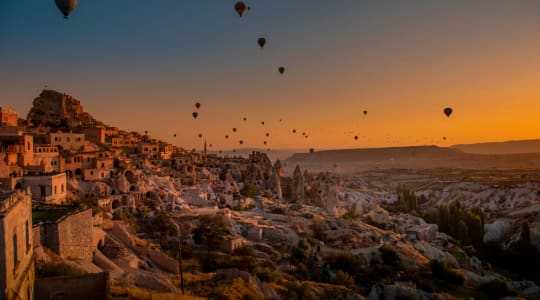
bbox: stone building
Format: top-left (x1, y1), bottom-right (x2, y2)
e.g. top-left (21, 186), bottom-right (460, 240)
top-left (23, 173), bottom-right (67, 204)
top-left (81, 126), bottom-right (106, 145)
top-left (50, 131), bottom-right (85, 151)
top-left (30, 144), bottom-right (61, 174)
top-left (0, 106), bottom-right (18, 127)
top-left (0, 189), bottom-right (35, 300)
top-left (0, 129), bottom-right (34, 168)
top-left (139, 141), bottom-right (160, 160)
top-left (34, 209), bottom-right (95, 261)
top-left (83, 156), bottom-right (115, 181)
top-left (83, 169), bottom-right (113, 181)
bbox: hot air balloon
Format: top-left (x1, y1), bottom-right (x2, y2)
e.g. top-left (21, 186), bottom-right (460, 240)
top-left (363, 110), bottom-right (368, 115)
top-left (234, 1), bottom-right (247, 17)
top-left (266, 133), bottom-right (269, 137)
top-left (261, 121), bottom-right (265, 125)
top-left (232, 128), bottom-right (237, 132)
top-left (192, 112), bottom-right (199, 119)
top-left (309, 148), bottom-right (315, 153)
top-left (198, 133), bottom-right (203, 138)
top-left (257, 38), bottom-right (266, 48)
top-left (302, 132), bottom-right (305, 136)
top-left (239, 140), bottom-right (244, 145)
top-left (354, 136), bottom-right (359, 140)
top-left (442, 137), bottom-right (446, 140)
top-left (243, 117), bottom-right (247, 121)
top-left (292, 129), bottom-right (296, 134)
top-left (195, 102), bottom-right (201, 109)
top-left (279, 67), bottom-right (285, 74)
top-left (444, 107), bottom-right (453, 118)
top-left (225, 135), bottom-right (229, 139)
top-left (263, 141), bottom-right (267, 145)
top-left (173, 134), bottom-right (177, 138)
top-left (55, 0), bottom-right (77, 19)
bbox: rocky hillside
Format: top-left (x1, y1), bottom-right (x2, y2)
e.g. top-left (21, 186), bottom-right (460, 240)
top-left (27, 89), bottom-right (102, 128)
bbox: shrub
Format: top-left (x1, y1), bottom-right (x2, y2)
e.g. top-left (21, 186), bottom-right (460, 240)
top-left (240, 184), bottom-right (258, 198)
top-left (234, 245), bottom-right (255, 257)
top-left (380, 245), bottom-right (401, 267)
top-left (192, 215), bottom-right (227, 251)
top-left (430, 260), bottom-right (464, 286)
top-left (113, 209), bottom-right (134, 221)
top-left (478, 280), bottom-right (516, 298)
top-left (332, 270), bottom-right (355, 289)
top-left (255, 267), bottom-right (283, 283)
top-left (324, 252), bottom-right (365, 278)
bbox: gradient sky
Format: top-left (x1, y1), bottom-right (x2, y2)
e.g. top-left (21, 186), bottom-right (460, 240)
top-left (1, 1), bottom-right (540, 151)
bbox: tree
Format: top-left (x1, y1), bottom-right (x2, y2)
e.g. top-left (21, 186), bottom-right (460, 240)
top-left (240, 183), bottom-right (258, 198)
top-left (457, 220), bottom-right (469, 245)
top-left (150, 212), bottom-right (178, 238)
top-left (192, 215), bottom-right (228, 251)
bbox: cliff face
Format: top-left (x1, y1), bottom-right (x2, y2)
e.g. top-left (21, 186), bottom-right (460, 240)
top-left (27, 90), bottom-right (102, 128)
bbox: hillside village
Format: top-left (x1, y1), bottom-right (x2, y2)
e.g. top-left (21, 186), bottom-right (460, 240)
top-left (1, 90), bottom-right (540, 299)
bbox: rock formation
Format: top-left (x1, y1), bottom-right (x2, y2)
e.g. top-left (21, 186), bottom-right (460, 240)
top-left (273, 160), bottom-right (284, 177)
top-left (27, 89), bottom-right (102, 128)
top-left (291, 165), bottom-right (304, 202)
top-left (266, 167), bottom-right (282, 200)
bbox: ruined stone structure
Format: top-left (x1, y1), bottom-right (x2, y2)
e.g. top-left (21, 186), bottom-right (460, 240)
top-left (36, 208), bottom-right (95, 261)
top-left (0, 106), bottom-right (18, 127)
top-left (0, 189), bottom-right (34, 300)
top-left (81, 126), bottom-right (106, 144)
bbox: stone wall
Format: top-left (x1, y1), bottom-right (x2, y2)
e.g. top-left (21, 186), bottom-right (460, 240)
top-left (140, 247), bottom-right (179, 274)
top-left (34, 272), bottom-right (108, 300)
top-left (0, 190), bottom-right (34, 300)
top-left (41, 209), bottom-right (95, 261)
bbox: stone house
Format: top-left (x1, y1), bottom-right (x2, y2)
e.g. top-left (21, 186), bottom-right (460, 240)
top-left (139, 141), bottom-right (160, 160)
top-left (0, 130), bottom-right (34, 168)
top-left (31, 144), bottom-right (61, 174)
top-left (34, 209), bottom-right (95, 261)
top-left (50, 131), bottom-right (85, 151)
top-left (23, 173), bottom-right (67, 205)
top-left (80, 126), bottom-right (105, 144)
top-left (0, 189), bottom-right (35, 300)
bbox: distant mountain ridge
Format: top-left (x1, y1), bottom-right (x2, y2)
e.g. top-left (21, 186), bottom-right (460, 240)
top-left (452, 139), bottom-right (540, 155)
top-left (286, 145), bottom-right (540, 172)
